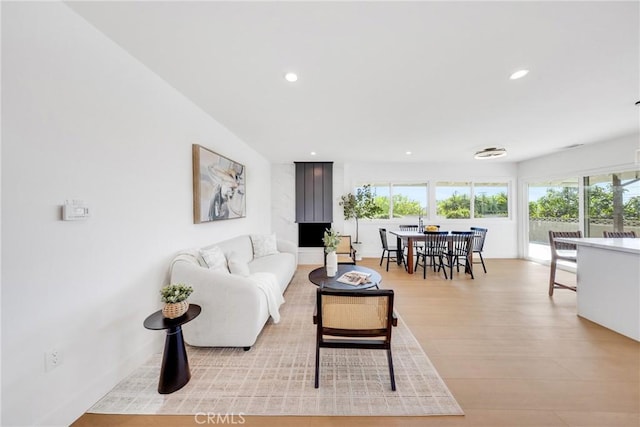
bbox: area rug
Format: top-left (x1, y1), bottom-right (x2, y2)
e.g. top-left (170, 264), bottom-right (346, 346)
top-left (89, 268), bottom-right (464, 416)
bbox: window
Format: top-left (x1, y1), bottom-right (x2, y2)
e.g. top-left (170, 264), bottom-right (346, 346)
top-left (369, 184), bottom-right (391, 219)
top-left (391, 184), bottom-right (427, 218)
top-left (474, 182), bottom-right (509, 218)
top-left (363, 181), bottom-right (510, 220)
top-left (436, 182), bottom-right (471, 219)
top-left (584, 171), bottom-right (640, 237)
top-left (368, 184), bottom-right (427, 219)
top-left (527, 178), bottom-right (580, 260)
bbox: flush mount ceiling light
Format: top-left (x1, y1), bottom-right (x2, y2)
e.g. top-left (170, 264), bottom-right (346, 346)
top-left (405, 151), bottom-right (412, 155)
top-left (474, 147), bottom-right (507, 159)
top-left (310, 151), bottom-right (316, 156)
top-left (284, 72), bottom-right (298, 82)
top-left (510, 69), bottom-right (529, 80)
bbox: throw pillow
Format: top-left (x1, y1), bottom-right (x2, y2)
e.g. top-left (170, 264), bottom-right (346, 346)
top-left (250, 233), bottom-right (279, 258)
top-left (199, 246), bottom-right (229, 272)
top-left (227, 252), bottom-right (251, 277)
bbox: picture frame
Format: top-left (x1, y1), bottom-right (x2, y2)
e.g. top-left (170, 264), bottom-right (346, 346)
top-left (192, 144), bottom-right (246, 223)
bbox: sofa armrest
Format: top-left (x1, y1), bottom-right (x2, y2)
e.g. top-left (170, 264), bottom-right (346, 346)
top-left (277, 239), bottom-right (298, 265)
top-left (171, 261), bottom-right (267, 346)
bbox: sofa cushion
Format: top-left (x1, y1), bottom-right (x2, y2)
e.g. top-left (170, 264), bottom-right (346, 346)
top-left (199, 246), bottom-right (229, 272)
top-left (249, 252), bottom-right (296, 291)
top-left (250, 233), bottom-right (279, 258)
top-left (215, 235), bottom-right (254, 265)
top-left (227, 252), bottom-right (251, 277)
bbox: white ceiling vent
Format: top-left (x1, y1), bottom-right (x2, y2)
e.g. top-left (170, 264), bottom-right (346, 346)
top-left (474, 147), bottom-right (507, 160)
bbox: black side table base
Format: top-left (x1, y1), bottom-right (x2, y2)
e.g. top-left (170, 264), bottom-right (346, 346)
top-left (158, 325), bottom-right (190, 394)
top-left (143, 305), bottom-right (201, 395)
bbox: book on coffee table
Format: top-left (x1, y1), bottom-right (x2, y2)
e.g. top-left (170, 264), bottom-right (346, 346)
top-left (336, 271), bottom-right (371, 286)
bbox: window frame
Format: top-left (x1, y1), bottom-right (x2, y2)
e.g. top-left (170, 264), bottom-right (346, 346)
top-left (357, 180), bottom-right (512, 221)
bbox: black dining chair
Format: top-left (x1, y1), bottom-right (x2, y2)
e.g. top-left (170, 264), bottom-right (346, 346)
top-left (415, 231), bottom-right (448, 279)
top-left (398, 224), bottom-right (421, 264)
top-left (379, 228), bottom-right (403, 271)
top-left (470, 227), bottom-right (488, 273)
top-left (442, 231), bottom-right (474, 280)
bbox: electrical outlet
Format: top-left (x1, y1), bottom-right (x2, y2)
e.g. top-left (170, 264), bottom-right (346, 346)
top-left (45, 348), bottom-right (62, 372)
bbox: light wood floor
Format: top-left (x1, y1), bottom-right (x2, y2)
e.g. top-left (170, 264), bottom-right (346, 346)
top-left (73, 258), bottom-right (640, 427)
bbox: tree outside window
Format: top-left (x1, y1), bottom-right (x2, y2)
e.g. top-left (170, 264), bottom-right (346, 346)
top-left (436, 182), bottom-right (471, 219)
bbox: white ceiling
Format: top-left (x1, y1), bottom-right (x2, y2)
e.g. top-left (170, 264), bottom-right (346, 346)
top-left (67, 1), bottom-right (639, 164)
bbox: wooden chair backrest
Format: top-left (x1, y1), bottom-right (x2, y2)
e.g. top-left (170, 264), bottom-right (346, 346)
top-left (336, 235), bottom-right (353, 254)
top-left (603, 231), bottom-right (637, 238)
top-left (549, 230), bottom-right (582, 253)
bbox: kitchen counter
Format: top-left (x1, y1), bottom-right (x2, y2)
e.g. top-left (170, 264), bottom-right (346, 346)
top-left (556, 237), bottom-right (640, 341)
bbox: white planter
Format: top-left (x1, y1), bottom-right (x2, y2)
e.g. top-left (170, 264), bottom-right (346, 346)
top-left (353, 242), bottom-right (363, 261)
top-left (326, 251), bottom-right (338, 277)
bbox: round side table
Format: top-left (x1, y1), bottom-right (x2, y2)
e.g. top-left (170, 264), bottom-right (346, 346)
top-left (143, 304), bottom-right (201, 394)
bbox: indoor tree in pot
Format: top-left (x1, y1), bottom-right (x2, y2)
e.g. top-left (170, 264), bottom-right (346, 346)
top-left (322, 228), bottom-right (341, 277)
top-left (160, 283), bottom-right (194, 319)
top-left (339, 184), bottom-right (382, 260)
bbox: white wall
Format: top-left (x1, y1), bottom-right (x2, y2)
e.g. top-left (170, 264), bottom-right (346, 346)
top-left (1, 3), bottom-right (271, 426)
top-left (271, 160), bottom-right (518, 261)
top-left (517, 133), bottom-right (639, 181)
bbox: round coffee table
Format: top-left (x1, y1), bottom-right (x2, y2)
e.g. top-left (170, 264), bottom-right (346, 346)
top-left (308, 265), bottom-right (382, 290)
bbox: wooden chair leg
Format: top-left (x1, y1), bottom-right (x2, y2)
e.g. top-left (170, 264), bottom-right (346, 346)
top-left (438, 256), bottom-right (447, 279)
top-left (314, 345), bottom-right (320, 388)
top-left (423, 255), bottom-right (427, 279)
top-left (548, 259), bottom-right (557, 296)
top-left (387, 349), bottom-right (396, 391)
top-left (479, 252), bottom-right (487, 273)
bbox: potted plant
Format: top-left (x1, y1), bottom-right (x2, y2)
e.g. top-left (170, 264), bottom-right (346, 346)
top-left (160, 283), bottom-right (194, 319)
top-left (339, 184), bottom-right (382, 260)
top-left (322, 228), bottom-right (341, 277)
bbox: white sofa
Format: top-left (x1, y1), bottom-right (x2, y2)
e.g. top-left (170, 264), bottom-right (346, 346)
top-left (169, 235), bottom-right (297, 349)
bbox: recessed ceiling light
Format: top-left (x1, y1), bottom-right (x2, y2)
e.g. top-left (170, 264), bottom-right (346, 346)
top-left (284, 72), bottom-right (298, 82)
top-left (474, 147), bottom-right (507, 159)
top-left (510, 69), bottom-right (529, 80)
top-left (406, 151), bottom-right (412, 155)
top-left (310, 151), bottom-right (316, 156)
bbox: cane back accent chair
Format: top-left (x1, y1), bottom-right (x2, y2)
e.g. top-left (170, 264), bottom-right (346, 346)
top-left (314, 287), bottom-right (397, 391)
top-left (336, 235), bottom-right (357, 265)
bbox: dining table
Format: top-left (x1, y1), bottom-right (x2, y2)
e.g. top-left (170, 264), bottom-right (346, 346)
top-left (389, 230), bottom-right (474, 275)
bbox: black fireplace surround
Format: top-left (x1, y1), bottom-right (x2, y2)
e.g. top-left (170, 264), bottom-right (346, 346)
top-left (295, 162), bottom-right (333, 248)
top-left (298, 223), bottom-right (331, 248)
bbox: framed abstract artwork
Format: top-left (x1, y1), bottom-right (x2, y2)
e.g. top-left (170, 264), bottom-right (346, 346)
top-left (192, 144), bottom-right (246, 223)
